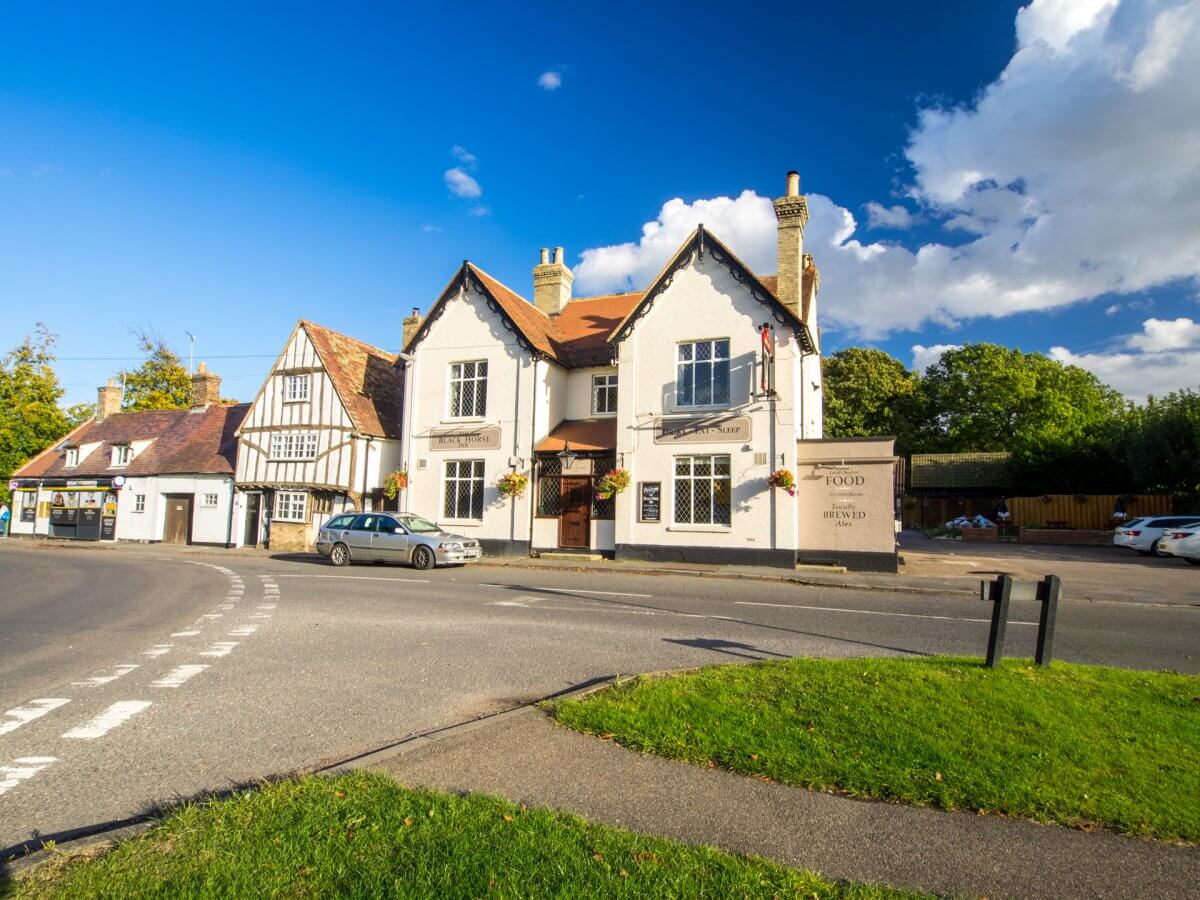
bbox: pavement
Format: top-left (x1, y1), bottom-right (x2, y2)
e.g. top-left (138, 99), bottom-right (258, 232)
top-left (373, 703), bottom-right (1200, 900)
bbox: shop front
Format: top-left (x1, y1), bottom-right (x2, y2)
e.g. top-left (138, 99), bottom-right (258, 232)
top-left (16, 477), bottom-right (120, 542)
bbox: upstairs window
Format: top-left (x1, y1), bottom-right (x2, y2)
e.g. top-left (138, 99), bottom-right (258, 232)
top-left (284, 374), bottom-right (310, 402)
top-left (65, 447), bottom-right (79, 468)
top-left (592, 373), bottom-right (618, 415)
top-left (448, 360), bottom-right (488, 418)
top-left (269, 432), bottom-right (318, 460)
top-left (677, 339), bottom-right (730, 407)
top-left (112, 445), bottom-right (132, 467)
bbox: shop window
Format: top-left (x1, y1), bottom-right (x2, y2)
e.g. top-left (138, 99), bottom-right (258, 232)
top-left (284, 374), bottom-right (310, 402)
top-left (676, 339), bottom-right (730, 407)
top-left (536, 457), bottom-right (562, 517)
top-left (443, 459), bottom-right (484, 519)
top-left (65, 447), bottom-right (79, 468)
top-left (201, 493), bottom-right (219, 508)
top-left (673, 455), bottom-right (732, 525)
top-left (134, 494), bottom-right (146, 513)
top-left (448, 360), bottom-right (488, 418)
top-left (591, 456), bottom-right (617, 519)
top-left (269, 431), bottom-right (318, 460)
top-left (275, 491), bottom-right (308, 522)
top-left (592, 374), bottom-right (618, 415)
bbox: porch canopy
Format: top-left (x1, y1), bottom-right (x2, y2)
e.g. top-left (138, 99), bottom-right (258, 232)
top-left (534, 419), bottom-right (616, 454)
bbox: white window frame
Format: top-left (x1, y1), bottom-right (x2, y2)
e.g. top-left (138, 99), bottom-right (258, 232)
top-left (443, 459), bottom-right (485, 521)
top-left (672, 454), bottom-right (732, 526)
top-left (275, 491), bottom-right (308, 523)
top-left (447, 360), bottom-right (488, 420)
top-left (112, 445), bottom-right (132, 467)
top-left (676, 339), bottom-right (731, 409)
top-left (65, 447), bottom-right (79, 468)
top-left (591, 373), bottom-right (618, 416)
top-left (284, 373), bottom-right (310, 403)
top-left (269, 431), bottom-right (319, 461)
top-left (134, 494), bottom-right (146, 513)
top-left (201, 493), bottom-right (219, 508)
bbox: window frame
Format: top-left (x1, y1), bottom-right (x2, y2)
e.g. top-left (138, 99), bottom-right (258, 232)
top-left (591, 373), bottom-right (619, 416)
top-left (446, 359), bottom-right (489, 420)
top-left (201, 492), bottom-right (219, 508)
top-left (442, 459), bottom-right (485, 521)
top-left (675, 338), bottom-right (731, 409)
top-left (269, 431), bottom-right (319, 461)
top-left (65, 447), bottom-right (79, 468)
top-left (275, 491), bottom-right (308, 523)
top-left (133, 494), bottom-right (146, 513)
top-left (112, 444), bottom-right (133, 467)
top-left (283, 373), bottom-right (311, 403)
top-left (672, 454), bottom-right (733, 527)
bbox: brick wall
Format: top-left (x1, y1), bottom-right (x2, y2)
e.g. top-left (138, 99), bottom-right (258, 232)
top-left (961, 527), bottom-right (997, 543)
top-left (268, 521), bottom-right (310, 552)
top-left (1018, 528), bottom-right (1112, 546)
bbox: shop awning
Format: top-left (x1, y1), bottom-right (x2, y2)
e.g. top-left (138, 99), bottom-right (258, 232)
top-left (535, 419), bottom-right (617, 454)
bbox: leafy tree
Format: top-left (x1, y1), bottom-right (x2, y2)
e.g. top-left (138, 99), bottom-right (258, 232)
top-left (65, 402), bottom-right (95, 426)
top-left (119, 331), bottom-right (191, 411)
top-left (823, 348), bottom-right (925, 454)
top-left (1124, 390), bottom-right (1200, 497)
top-left (0, 324), bottom-right (71, 506)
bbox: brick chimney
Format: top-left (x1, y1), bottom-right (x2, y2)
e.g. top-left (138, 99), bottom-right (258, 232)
top-left (532, 246), bottom-right (572, 315)
top-left (402, 307), bottom-right (422, 350)
top-left (96, 378), bottom-right (122, 422)
top-left (773, 171), bottom-right (809, 319)
top-left (190, 362), bottom-right (221, 409)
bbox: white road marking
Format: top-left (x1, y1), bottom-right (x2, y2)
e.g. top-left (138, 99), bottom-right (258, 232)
top-left (274, 574), bottom-right (430, 583)
top-left (151, 665), bottom-right (209, 688)
top-left (0, 700), bottom-right (71, 737)
top-left (170, 629), bottom-right (201, 637)
top-left (217, 604), bottom-right (235, 610)
top-left (228, 625), bottom-right (258, 636)
top-left (72, 664), bottom-right (139, 687)
top-left (480, 583), bottom-right (653, 598)
top-left (248, 613), bottom-right (271, 619)
top-left (491, 600), bottom-right (531, 607)
top-left (199, 642), bottom-right (239, 657)
top-left (200, 613), bottom-right (223, 619)
top-left (733, 601), bottom-right (1038, 626)
top-left (143, 644), bottom-right (173, 658)
top-left (63, 701), bottom-right (152, 739)
top-left (257, 604), bottom-right (276, 610)
top-left (0, 756), bottom-right (58, 796)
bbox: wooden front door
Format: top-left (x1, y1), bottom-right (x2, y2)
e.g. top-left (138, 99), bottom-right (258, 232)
top-left (164, 495), bottom-right (192, 545)
top-left (558, 477), bottom-right (591, 549)
top-left (243, 493), bottom-right (261, 547)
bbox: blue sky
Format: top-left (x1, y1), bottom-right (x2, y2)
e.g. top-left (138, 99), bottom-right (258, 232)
top-left (3, 0), bottom-right (1199, 406)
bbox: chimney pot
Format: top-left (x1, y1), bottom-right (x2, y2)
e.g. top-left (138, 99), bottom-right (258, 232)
top-left (190, 364), bottom-right (221, 409)
top-left (786, 171), bottom-right (800, 197)
top-left (539, 247), bottom-right (549, 265)
top-left (532, 245), bottom-right (573, 315)
top-left (553, 246), bottom-right (564, 264)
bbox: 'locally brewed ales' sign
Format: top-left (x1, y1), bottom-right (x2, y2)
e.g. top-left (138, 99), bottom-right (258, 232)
top-left (430, 425), bottom-right (502, 451)
top-left (654, 416), bottom-right (751, 444)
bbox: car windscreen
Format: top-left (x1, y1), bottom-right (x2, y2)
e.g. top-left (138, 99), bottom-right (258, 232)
top-left (398, 515), bottom-right (441, 533)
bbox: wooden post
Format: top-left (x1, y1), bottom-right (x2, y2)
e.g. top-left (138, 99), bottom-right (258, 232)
top-left (1035, 574), bottom-right (1061, 666)
top-left (985, 575), bottom-right (1012, 668)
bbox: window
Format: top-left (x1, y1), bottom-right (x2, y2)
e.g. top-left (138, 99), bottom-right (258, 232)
top-left (269, 432), bottom-right (318, 460)
top-left (592, 373), bottom-right (618, 415)
top-left (443, 459), bottom-right (485, 519)
top-left (134, 494), bottom-right (146, 513)
top-left (325, 514), bottom-right (356, 530)
top-left (676, 339), bottom-right (730, 407)
top-left (275, 491), bottom-right (308, 522)
top-left (673, 455), bottom-right (732, 525)
top-left (448, 360), bottom-right (488, 418)
top-left (112, 445), bottom-right (132, 467)
top-left (591, 456), bottom-right (617, 519)
top-left (201, 493), bottom-right (219, 508)
top-left (536, 457), bottom-right (562, 517)
top-left (284, 374), bottom-right (310, 402)
top-left (65, 447), bottom-right (79, 468)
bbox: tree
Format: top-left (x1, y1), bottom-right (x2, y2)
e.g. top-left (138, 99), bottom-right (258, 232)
top-left (0, 324), bottom-right (71, 505)
top-left (65, 402), bottom-right (95, 427)
top-left (1124, 390), bottom-right (1200, 497)
top-left (118, 330), bottom-right (191, 411)
top-left (823, 348), bottom-right (925, 454)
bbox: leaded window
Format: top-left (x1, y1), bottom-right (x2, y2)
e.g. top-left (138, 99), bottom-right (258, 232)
top-left (592, 373), bottom-right (618, 415)
top-left (444, 459), bottom-right (485, 519)
top-left (677, 339), bottom-right (730, 407)
top-left (673, 455), bottom-right (732, 525)
top-left (449, 360), bottom-right (488, 418)
top-left (591, 456), bottom-right (617, 519)
top-left (284, 374), bottom-right (310, 402)
top-left (269, 431), bottom-right (318, 460)
top-left (536, 457), bottom-right (562, 517)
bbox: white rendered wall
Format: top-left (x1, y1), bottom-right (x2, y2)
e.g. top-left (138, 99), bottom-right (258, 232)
top-left (565, 366), bottom-right (617, 421)
top-left (116, 475), bottom-right (236, 545)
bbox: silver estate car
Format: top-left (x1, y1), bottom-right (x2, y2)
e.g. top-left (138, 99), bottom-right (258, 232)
top-left (315, 512), bottom-right (481, 569)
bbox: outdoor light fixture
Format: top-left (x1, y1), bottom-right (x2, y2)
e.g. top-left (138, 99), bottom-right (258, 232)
top-left (557, 441), bottom-right (577, 469)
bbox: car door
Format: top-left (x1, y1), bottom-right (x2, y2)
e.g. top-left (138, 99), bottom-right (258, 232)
top-left (347, 514), bottom-right (379, 560)
top-left (370, 515), bottom-right (410, 564)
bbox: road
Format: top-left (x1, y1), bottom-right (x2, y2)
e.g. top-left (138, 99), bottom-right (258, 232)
top-left (1, 542), bottom-right (1197, 857)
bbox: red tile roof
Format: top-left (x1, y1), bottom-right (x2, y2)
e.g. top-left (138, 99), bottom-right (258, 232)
top-left (534, 418), bottom-right (618, 453)
top-left (301, 321), bottom-right (404, 438)
top-left (15, 404), bottom-right (249, 479)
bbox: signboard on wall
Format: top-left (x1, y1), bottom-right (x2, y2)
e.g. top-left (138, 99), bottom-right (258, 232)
top-left (639, 482), bottom-right (661, 522)
top-left (654, 416), bottom-right (751, 444)
top-left (430, 426), bottom-right (502, 451)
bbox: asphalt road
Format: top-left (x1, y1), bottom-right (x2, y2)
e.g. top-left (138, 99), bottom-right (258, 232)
top-left (1, 542), bottom-right (1197, 857)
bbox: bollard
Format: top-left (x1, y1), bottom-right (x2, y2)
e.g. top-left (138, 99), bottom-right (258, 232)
top-left (1035, 574), bottom-right (1061, 666)
top-left (985, 574), bottom-right (1013, 668)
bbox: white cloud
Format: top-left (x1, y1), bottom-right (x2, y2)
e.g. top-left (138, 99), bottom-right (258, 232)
top-left (1105, 304), bottom-right (1121, 315)
top-left (538, 71), bottom-right (562, 90)
top-left (450, 145), bottom-right (477, 168)
top-left (444, 167), bottom-right (482, 199)
top-left (421, 224), bottom-right (441, 233)
top-left (1127, 316), bottom-right (1200, 351)
top-left (467, 205), bottom-right (490, 217)
top-left (865, 202), bottom-right (916, 229)
top-left (1051, 316), bottom-right (1200, 400)
top-left (911, 343), bottom-right (962, 374)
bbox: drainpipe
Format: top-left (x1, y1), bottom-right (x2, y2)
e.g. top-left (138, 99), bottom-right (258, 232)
top-left (361, 435), bottom-right (374, 510)
top-left (526, 354), bottom-right (540, 556)
top-left (225, 477), bottom-right (236, 548)
top-left (398, 352), bottom-right (415, 515)
top-left (511, 348), bottom-right (522, 546)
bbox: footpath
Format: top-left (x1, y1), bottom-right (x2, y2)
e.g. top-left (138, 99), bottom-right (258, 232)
top-left (366, 702), bottom-right (1199, 900)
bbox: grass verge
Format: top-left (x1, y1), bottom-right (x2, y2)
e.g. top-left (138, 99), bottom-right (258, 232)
top-left (4, 771), bottom-right (917, 898)
top-left (552, 657), bottom-right (1200, 842)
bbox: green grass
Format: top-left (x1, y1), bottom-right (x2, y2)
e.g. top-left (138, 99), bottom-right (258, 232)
top-left (5, 772), bottom-right (916, 899)
top-left (552, 657), bottom-right (1200, 842)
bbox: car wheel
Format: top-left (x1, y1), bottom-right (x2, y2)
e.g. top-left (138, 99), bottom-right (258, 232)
top-left (1187, 558), bottom-right (1200, 566)
top-left (330, 543), bottom-right (351, 567)
top-left (411, 545), bottom-right (435, 570)
top-left (1150, 539), bottom-right (1169, 558)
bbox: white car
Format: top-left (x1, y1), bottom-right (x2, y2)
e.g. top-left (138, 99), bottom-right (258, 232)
top-left (1156, 526), bottom-right (1200, 565)
top-left (1112, 516), bottom-right (1200, 557)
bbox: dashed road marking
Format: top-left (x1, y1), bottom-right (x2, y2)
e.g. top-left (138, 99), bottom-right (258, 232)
top-left (0, 756), bottom-right (58, 797)
top-left (257, 604), bottom-right (276, 610)
top-left (143, 644), bottom-right (173, 658)
top-left (71, 664), bottom-right (139, 688)
top-left (199, 642), bottom-right (239, 658)
top-left (0, 700), bottom-right (71, 737)
top-left (248, 613), bottom-right (272, 619)
top-left (228, 625), bottom-right (258, 636)
top-left (733, 601), bottom-right (1039, 626)
top-left (63, 701), bottom-right (152, 739)
top-left (200, 613), bottom-right (223, 620)
top-left (170, 629), bottom-right (201, 637)
top-left (481, 584), bottom-right (653, 599)
top-left (151, 665), bottom-right (209, 688)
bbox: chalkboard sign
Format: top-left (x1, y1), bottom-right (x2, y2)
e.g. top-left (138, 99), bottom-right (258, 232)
top-left (101, 516), bottom-right (116, 540)
top-left (639, 482), bottom-right (661, 522)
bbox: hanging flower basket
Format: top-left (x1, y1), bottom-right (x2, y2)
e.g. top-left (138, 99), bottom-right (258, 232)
top-left (383, 469), bottom-right (409, 500)
top-left (496, 471), bottom-right (529, 499)
top-left (768, 468), bottom-right (796, 497)
top-left (595, 468), bottom-right (630, 501)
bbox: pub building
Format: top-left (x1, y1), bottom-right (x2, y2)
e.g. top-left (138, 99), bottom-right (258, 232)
top-left (9, 367), bottom-right (247, 546)
top-left (398, 171), bottom-right (896, 570)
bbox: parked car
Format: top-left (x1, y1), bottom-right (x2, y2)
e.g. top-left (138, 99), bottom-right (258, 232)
top-left (315, 512), bottom-right (481, 569)
top-left (1155, 527), bottom-right (1200, 565)
top-left (1112, 515), bottom-right (1200, 557)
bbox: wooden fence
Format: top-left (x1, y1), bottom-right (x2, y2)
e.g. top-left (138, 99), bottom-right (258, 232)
top-left (1008, 494), bottom-right (1173, 531)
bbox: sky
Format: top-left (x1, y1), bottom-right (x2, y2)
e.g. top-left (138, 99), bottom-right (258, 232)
top-left (2, 0), bottom-right (1199, 408)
